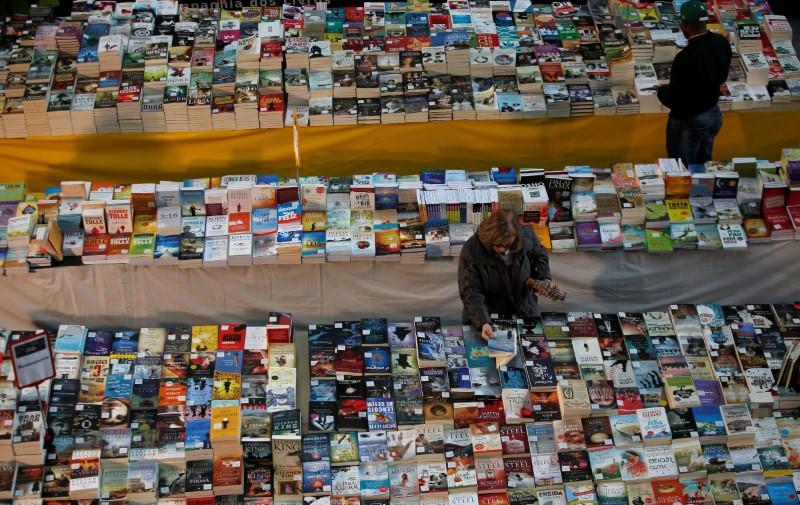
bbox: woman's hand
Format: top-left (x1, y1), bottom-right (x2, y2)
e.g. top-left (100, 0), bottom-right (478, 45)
top-left (481, 323), bottom-right (494, 341)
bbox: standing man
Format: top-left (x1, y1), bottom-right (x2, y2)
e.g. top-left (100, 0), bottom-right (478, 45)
top-left (657, 0), bottom-right (732, 166)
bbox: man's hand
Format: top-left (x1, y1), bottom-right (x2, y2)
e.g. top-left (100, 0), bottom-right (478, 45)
top-left (481, 323), bottom-right (494, 341)
top-left (527, 278), bottom-right (567, 301)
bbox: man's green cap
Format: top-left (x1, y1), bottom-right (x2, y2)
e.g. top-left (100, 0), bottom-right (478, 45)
top-left (680, 1), bottom-right (710, 22)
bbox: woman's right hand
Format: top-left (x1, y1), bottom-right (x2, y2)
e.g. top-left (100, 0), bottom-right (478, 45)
top-left (481, 323), bottom-right (494, 341)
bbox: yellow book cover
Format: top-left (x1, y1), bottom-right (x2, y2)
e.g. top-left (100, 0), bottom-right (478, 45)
top-left (302, 210), bottom-right (327, 232)
top-left (532, 225), bottom-right (552, 250)
top-left (213, 371), bottom-right (242, 400)
top-left (210, 400), bottom-right (241, 441)
top-left (666, 199), bottom-right (692, 223)
top-left (192, 325), bottom-right (219, 352)
top-left (268, 343), bottom-right (296, 369)
top-left (133, 214), bottom-right (157, 234)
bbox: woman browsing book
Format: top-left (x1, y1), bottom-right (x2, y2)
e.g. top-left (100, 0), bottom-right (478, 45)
top-left (458, 209), bottom-right (565, 341)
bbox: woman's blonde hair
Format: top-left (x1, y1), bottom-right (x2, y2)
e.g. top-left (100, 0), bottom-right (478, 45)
top-left (477, 209), bottom-right (523, 253)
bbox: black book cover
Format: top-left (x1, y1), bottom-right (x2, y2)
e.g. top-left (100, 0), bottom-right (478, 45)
top-left (301, 433), bottom-right (331, 462)
top-left (308, 401), bottom-right (336, 433)
top-left (361, 318), bottom-right (389, 346)
top-left (365, 376), bottom-right (393, 398)
top-left (186, 459), bottom-right (213, 492)
top-left (164, 326), bottom-right (192, 353)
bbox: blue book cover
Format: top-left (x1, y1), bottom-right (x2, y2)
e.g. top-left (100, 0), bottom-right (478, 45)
top-left (105, 373), bottom-right (133, 399)
top-left (154, 234), bottom-right (180, 260)
top-left (366, 397), bottom-right (397, 431)
top-left (187, 377), bottom-right (212, 407)
top-left (252, 207), bottom-right (277, 233)
top-left (309, 380), bottom-right (337, 402)
top-left (112, 331), bottom-right (139, 353)
top-left (491, 166), bottom-right (518, 185)
top-left (357, 431), bottom-right (389, 462)
top-left (387, 323), bottom-right (415, 349)
top-left (499, 367), bottom-right (529, 389)
top-left (302, 433), bottom-right (331, 462)
top-left (359, 462), bottom-right (390, 497)
top-left (215, 351), bottom-right (243, 373)
top-left (85, 330), bottom-right (113, 356)
top-left (333, 321), bottom-right (362, 347)
top-left (420, 170), bottom-right (446, 185)
top-left (308, 324), bottom-right (337, 348)
top-left (256, 174), bottom-right (279, 185)
top-left (57, 212), bottom-right (82, 232)
top-left (361, 318), bottom-right (388, 346)
top-left (651, 336), bottom-right (681, 357)
top-left (364, 348), bottom-right (391, 374)
top-left (55, 325), bottom-right (87, 354)
top-left (277, 200), bottom-right (302, 222)
top-left (448, 367), bottom-right (472, 390)
top-left (185, 418), bottom-right (211, 449)
top-left (302, 460), bottom-right (332, 494)
top-left (180, 188), bottom-right (206, 217)
top-left (374, 187), bottom-right (399, 211)
top-left (766, 481), bottom-right (799, 505)
top-left (692, 406), bottom-right (725, 437)
top-left (464, 332), bottom-right (491, 368)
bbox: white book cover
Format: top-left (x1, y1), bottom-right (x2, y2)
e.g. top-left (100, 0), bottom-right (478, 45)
top-left (203, 236), bottom-right (228, 265)
top-left (571, 337), bottom-right (604, 367)
top-left (228, 233), bottom-right (253, 258)
top-left (244, 326), bottom-right (267, 350)
top-left (156, 206), bottom-right (181, 235)
top-left (205, 215), bottom-right (228, 237)
top-left (106, 201), bottom-right (133, 234)
top-left (643, 445), bottom-right (678, 479)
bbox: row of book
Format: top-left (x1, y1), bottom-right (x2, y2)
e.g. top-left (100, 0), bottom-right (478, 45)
top-left (0, 0), bottom-right (798, 137)
top-left (2, 149), bottom-right (800, 272)
top-left (3, 302), bottom-right (800, 505)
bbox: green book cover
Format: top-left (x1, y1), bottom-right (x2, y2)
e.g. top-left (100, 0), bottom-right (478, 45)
top-left (669, 223), bottom-right (698, 247)
top-left (621, 225), bottom-right (646, 249)
top-left (130, 233), bottom-right (155, 257)
top-left (645, 201), bottom-right (669, 223)
top-left (645, 228), bottom-right (673, 253)
top-left (0, 182), bottom-right (26, 202)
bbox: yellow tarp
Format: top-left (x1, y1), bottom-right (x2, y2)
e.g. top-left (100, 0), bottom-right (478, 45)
top-left (1, 109), bottom-right (798, 190)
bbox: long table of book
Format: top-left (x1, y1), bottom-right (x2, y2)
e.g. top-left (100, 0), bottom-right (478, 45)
top-left (1, 240), bottom-right (800, 331)
top-left (2, 303), bottom-right (800, 505)
top-left (3, 109), bottom-right (800, 188)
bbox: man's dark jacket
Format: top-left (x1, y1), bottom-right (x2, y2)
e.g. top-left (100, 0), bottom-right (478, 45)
top-left (458, 226), bottom-right (551, 329)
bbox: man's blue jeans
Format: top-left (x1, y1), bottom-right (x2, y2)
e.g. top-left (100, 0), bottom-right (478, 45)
top-left (666, 105), bottom-right (723, 166)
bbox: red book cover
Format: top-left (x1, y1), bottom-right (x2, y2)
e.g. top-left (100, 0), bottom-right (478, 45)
top-left (228, 212), bottom-right (251, 233)
top-left (335, 346), bottom-right (364, 375)
top-left (764, 207), bottom-right (792, 232)
top-left (653, 479), bottom-right (686, 505)
top-left (345, 6), bottom-right (365, 21)
top-left (385, 36), bottom-right (409, 52)
top-left (476, 457), bottom-right (507, 492)
top-left (500, 424), bottom-right (529, 456)
top-left (762, 186), bottom-right (787, 211)
top-left (567, 313), bottom-right (598, 338)
top-left (615, 387), bottom-right (645, 414)
top-left (260, 39), bottom-right (283, 59)
top-left (106, 233), bottom-right (131, 257)
top-left (503, 456), bottom-right (534, 484)
top-left (218, 324), bottom-right (246, 351)
top-left (213, 453), bottom-right (244, 487)
top-left (477, 399), bottom-right (505, 424)
top-left (258, 94), bottom-right (284, 113)
top-left (787, 205), bottom-right (800, 228)
top-left (83, 233), bottom-right (109, 256)
top-left (267, 317), bottom-right (292, 345)
top-left (479, 492), bottom-right (510, 505)
top-left (475, 33), bottom-right (500, 48)
top-left (158, 379), bottom-right (187, 406)
top-left (454, 404), bottom-right (480, 428)
top-left (187, 498), bottom-right (216, 505)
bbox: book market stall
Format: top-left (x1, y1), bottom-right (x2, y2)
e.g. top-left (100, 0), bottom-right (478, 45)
top-left (4, 0), bottom-right (800, 504)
